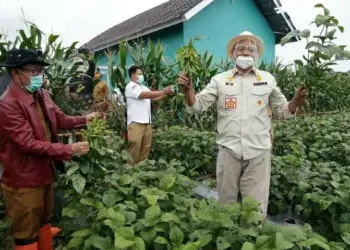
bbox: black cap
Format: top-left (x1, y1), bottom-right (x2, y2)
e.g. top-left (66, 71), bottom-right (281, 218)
top-left (77, 47), bottom-right (89, 54)
top-left (0, 48), bottom-right (50, 68)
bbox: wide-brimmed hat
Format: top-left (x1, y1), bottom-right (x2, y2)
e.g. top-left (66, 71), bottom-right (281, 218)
top-left (0, 48), bottom-right (50, 68)
top-left (227, 31), bottom-right (264, 59)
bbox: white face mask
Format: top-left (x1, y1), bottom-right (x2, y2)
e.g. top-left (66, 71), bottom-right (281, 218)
top-left (235, 56), bottom-right (255, 69)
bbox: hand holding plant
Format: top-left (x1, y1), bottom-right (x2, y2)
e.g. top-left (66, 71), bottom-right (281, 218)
top-left (162, 85), bottom-right (175, 95)
top-left (291, 84), bottom-right (308, 106)
top-left (178, 72), bottom-right (192, 91)
top-left (85, 112), bottom-right (106, 123)
top-left (71, 141), bottom-right (90, 156)
top-left (176, 38), bottom-right (200, 91)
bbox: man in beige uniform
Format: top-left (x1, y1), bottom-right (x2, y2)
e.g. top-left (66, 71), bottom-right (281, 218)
top-left (178, 31), bottom-right (307, 216)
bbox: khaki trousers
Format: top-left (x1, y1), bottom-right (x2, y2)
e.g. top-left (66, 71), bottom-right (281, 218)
top-left (216, 147), bottom-right (271, 216)
top-left (127, 123), bottom-right (152, 165)
top-left (1, 183), bottom-right (54, 240)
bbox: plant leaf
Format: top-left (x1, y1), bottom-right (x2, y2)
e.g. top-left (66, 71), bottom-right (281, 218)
top-left (216, 236), bottom-right (231, 250)
top-left (160, 213), bottom-right (181, 224)
top-left (71, 228), bottom-right (92, 238)
top-left (114, 234), bottom-right (134, 249)
top-left (300, 29), bottom-right (311, 38)
top-left (170, 225), bottom-right (184, 246)
top-left (80, 198), bottom-right (104, 209)
top-left (71, 173), bottom-right (86, 194)
top-left (131, 237), bottom-right (146, 250)
top-left (145, 205), bottom-right (161, 222)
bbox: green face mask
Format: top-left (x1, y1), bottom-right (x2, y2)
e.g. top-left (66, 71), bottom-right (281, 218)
top-left (25, 75), bottom-right (43, 93)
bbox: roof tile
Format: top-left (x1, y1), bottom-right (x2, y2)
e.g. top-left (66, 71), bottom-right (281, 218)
top-left (83, 0), bottom-right (202, 51)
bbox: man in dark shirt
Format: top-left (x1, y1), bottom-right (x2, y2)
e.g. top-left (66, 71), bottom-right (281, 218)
top-left (0, 75), bottom-right (11, 96)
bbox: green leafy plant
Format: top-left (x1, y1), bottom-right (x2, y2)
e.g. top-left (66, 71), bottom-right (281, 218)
top-left (58, 119), bottom-right (343, 250)
top-left (269, 112), bottom-right (350, 245)
top-left (0, 20), bottom-right (87, 115)
top-left (151, 126), bottom-right (217, 177)
top-left (281, 4), bottom-right (350, 113)
top-left (176, 37), bottom-right (201, 87)
top-left (128, 39), bottom-right (167, 86)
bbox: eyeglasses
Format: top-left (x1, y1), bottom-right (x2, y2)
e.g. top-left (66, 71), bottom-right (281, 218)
top-left (21, 67), bottom-right (44, 76)
top-left (235, 45), bottom-right (258, 54)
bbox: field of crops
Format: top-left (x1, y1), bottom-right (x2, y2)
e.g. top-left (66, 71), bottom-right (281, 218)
top-left (55, 113), bottom-right (350, 249)
top-left (2, 112), bottom-right (349, 250)
top-left (1, 4), bottom-right (350, 249)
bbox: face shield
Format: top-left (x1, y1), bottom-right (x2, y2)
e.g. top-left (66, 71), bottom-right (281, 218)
top-left (233, 40), bottom-right (259, 69)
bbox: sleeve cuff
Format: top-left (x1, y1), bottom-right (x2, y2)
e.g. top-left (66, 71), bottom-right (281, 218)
top-left (282, 102), bottom-right (296, 118)
top-left (78, 116), bottom-right (87, 125)
top-left (73, 116), bottom-right (87, 129)
top-left (186, 101), bottom-right (200, 114)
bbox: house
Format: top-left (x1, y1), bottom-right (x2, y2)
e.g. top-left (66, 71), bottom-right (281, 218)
top-left (82, 0), bottom-right (298, 69)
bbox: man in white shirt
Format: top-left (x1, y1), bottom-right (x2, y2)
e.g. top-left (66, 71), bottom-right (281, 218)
top-left (178, 31), bottom-right (308, 216)
top-left (125, 65), bottom-right (173, 165)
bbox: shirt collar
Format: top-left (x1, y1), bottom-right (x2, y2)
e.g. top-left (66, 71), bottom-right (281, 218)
top-left (232, 67), bottom-right (262, 81)
top-left (232, 66), bottom-right (257, 75)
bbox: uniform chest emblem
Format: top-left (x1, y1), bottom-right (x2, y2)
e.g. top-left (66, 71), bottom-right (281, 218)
top-left (225, 97), bottom-right (237, 110)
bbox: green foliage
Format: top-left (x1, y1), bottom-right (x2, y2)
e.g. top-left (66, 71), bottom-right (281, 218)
top-left (128, 39), bottom-right (167, 86)
top-left (0, 188), bottom-right (13, 249)
top-left (280, 4), bottom-right (350, 113)
top-left (176, 37), bottom-right (201, 83)
top-left (58, 119), bottom-right (342, 250)
top-left (151, 112), bottom-right (350, 245)
top-left (269, 112), bottom-right (350, 244)
top-left (259, 58), bottom-right (298, 101)
top-left (106, 103), bottom-right (127, 137)
top-left (151, 126), bottom-right (217, 177)
top-left (0, 20), bottom-right (90, 114)
top-left (2, 7), bottom-right (350, 250)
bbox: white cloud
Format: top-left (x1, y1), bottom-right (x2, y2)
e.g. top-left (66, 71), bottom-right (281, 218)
top-left (1, 0), bottom-right (349, 69)
top-left (0, 0), bottom-right (168, 46)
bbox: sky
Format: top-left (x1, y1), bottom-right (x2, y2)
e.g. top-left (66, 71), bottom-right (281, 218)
top-left (1, 0), bottom-right (350, 70)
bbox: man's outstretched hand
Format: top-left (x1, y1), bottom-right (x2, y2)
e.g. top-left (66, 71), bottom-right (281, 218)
top-left (85, 112), bottom-right (106, 123)
top-left (72, 141), bottom-right (89, 156)
top-left (162, 85), bottom-right (175, 95)
top-left (178, 72), bottom-right (192, 91)
top-left (289, 84), bottom-right (308, 114)
top-left (293, 84), bottom-right (308, 106)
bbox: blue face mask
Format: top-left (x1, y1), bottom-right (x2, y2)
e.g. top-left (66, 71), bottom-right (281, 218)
top-left (25, 75), bottom-right (43, 93)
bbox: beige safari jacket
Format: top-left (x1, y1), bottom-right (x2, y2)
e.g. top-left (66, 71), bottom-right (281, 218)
top-left (187, 68), bottom-right (294, 160)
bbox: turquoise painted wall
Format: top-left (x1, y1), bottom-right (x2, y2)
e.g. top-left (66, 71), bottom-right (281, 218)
top-left (95, 0), bottom-right (276, 86)
top-left (183, 0), bottom-right (276, 63)
top-left (147, 23), bottom-right (184, 59)
top-left (95, 24), bottom-right (184, 83)
top-left (96, 24), bottom-right (183, 67)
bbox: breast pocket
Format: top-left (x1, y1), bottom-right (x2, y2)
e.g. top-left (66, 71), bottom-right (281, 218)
top-left (250, 86), bottom-right (272, 116)
top-left (218, 85), bottom-right (240, 114)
